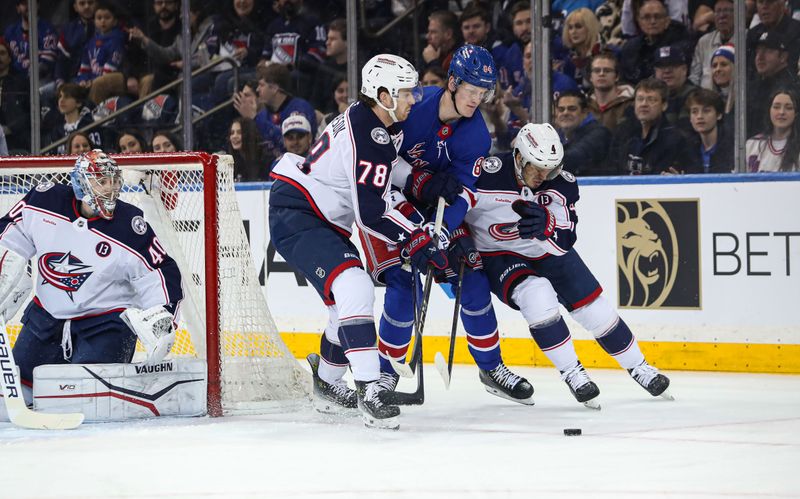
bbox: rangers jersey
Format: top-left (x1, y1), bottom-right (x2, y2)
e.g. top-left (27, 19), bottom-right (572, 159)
top-left (0, 183), bottom-right (182, 320)
top-left (398, 86), bottom-right (491, 230)
top-left (270, 101), bottom-right (417, 245)
top-left (464, 155), bottom-right (579, 259)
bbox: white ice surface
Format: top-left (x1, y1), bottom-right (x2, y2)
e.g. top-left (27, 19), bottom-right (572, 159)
top-left (2, 364), bottom-right (799, 499)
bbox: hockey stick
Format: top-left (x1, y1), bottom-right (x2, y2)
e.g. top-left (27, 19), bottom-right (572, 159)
top-left (434, 260), bottom-right (465, 389)
top-left (389, 196), bottom-right (446, 379)
top-left (0, 318), bottom-right (84, 430)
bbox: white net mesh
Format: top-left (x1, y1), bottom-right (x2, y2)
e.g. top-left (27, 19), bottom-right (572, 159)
top-left (0, 153), bottom-right (310, 415)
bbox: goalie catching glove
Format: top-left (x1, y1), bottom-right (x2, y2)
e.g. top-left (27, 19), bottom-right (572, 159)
top-left (0, 246), bottom-right (32, 322)
top-left (120, 305), bottom-right (176, 366)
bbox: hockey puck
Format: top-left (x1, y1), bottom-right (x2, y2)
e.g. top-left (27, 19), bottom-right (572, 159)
top-left (563, 428), bottom-right (582, 436)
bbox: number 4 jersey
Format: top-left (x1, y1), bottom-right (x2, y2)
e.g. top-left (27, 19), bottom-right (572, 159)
top-left (270, 101), bottom-right (418, 245)
top-left (0, 183), bottom-right (183, 319)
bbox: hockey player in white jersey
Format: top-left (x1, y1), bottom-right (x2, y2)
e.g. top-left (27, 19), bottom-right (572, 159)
top-left (464, 123), bottom-right (672, 408)
top-left (269, 54), bottom-right (445, 429)
top-left (0, 150), bottom-right (185, 420)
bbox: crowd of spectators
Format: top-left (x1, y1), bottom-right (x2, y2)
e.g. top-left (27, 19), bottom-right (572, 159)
top-left (1, 0), bottom-right (800, 176)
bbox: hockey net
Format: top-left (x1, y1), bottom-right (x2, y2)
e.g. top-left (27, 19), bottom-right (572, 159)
top-left (0, 152), bottom-right (309, 416)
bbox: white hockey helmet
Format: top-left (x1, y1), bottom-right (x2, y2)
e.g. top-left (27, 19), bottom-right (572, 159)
top-left (70, 149), bottom-right (124, 220)
top-left (361, 54), bottom-right (423, 121)
top-left (513, 123), bottom-right (564, 186)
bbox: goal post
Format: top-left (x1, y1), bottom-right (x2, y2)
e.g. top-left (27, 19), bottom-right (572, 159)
top-left (0, 152), bottom-right (310, 416)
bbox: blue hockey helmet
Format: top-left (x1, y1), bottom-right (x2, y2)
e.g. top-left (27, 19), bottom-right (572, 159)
top-left (71, 149), bottom-right (124, 220)
top-left (447, 44), bottom-right (497, 102)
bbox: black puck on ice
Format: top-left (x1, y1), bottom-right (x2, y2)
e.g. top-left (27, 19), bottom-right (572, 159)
top-left (563, 428), bottom-right (582, 436)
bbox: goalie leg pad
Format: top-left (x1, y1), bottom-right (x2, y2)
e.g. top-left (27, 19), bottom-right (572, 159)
top-left (32, 358), bottom-right (207, 421)
top-left (0, 246), bottom-right (32, 322)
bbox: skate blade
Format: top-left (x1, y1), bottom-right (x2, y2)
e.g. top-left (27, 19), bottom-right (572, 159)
top-left (312, 397), bottom-right (359, 416)
top-left (361, 413), bottom-right (400, 430)
top-left (582, 398), bottom-right (601, 410)
top-left (659, 388), bottom-right (675, 401)
top-left (483, 386), bottom-right (535, 406)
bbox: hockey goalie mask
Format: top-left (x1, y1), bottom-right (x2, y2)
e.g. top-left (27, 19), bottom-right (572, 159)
top-left (513, 123), bottom-right (564, 189)
top-left (71, 150), bottom-right (124, 220)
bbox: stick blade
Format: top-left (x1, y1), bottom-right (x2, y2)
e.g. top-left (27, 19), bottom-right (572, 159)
top-left (7, 398), bottom-right (84, 430)
top-left (433, 352), bottom-right (451, 389)
top-left (389, 358), bottom-right (414, 378)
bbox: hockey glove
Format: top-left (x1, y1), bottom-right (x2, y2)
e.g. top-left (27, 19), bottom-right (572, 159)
top-left (512, 200), bottom-right (556, 241)
top-left (401, 228), bottom-right (449, 271)
top-left (121, 305), bottom-right (176, 366)
top-left (406, 169), bottom-right (463, 206)
top-left (448, 225), bottom-right (483, 270)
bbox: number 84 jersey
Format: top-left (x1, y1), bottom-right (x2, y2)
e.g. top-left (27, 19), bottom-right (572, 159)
top-left (270, 102), bottom-right (418, 245)
top-left (0, 183), bottom-right (183, 319)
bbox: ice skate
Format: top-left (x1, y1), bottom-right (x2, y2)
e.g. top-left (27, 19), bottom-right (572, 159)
top-left (375, 371), bottom-right (402, 403)
top-left (355, 380), bottom-right (401, 430)
top-left (306, 353), bottom-right (358, 415)
top-left (628, 361), bottom-right (674, 400)
top-left (560, 361), bottom-right (601, 410)
top-left (478, 362), bottom-right (534, 405)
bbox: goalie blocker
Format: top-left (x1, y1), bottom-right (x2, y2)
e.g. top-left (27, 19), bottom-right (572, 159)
top-left (28, 359), bottom-right (207, 421)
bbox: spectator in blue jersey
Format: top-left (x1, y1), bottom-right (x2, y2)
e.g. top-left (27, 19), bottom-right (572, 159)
top-left (421, 10), bottom-right (460, 72)
top-left (607, 77), bottom-right (689, 174)
top-left (54, 0), bottom-right (97, 93)
top-left (682, 88), bottom-right (734, 173)
top-left (492, 2), bottom-right (528, 91)
top-left (3, 0), bottom-right (58, 86)
top-left (262, 0), bottom-right (326, 99)
top-left (206, 0), bottom-right (266, 105)
top-left (0, 35), bottom-right (30, 153)
top-left (309, 18), bottom-right (347, 114)
top-left (234, 63), bottom-right (317, 160)
top-left (554, 90), bottom-right (612, 175)
top-left (553, 0), bottom-right (606, 17)
top-left (227, 117), bottom-right (270, 181)
top-left (44, 83), bottom-right (101, 155)
top-left (620, 0), bottom-right (691, 85)
top-left (75, 2), bottom-right (126, 105)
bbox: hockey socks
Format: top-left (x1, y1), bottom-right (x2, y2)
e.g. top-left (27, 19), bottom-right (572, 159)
top-left (338, 318), bottom-right (379, 381)
top-left (318, 335), bottom-right (349, 385)
top-left (594, 317), bottom-right (645, 370)
top-left (460, 271), bottom-right (501, 371)
top-left (377, 267), bottom-right (416, 374)
top-left (529, 316), bottom-right (580, 373)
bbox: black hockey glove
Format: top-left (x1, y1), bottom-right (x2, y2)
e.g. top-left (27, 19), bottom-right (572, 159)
top-left (402, 228), bottom-right (449, 271)
top-left (406, 169), bottom-right (463, 206)
top-left (448, 225), bottom-right (483, 270)
top-left (512, 200), bottom-right (555, 241)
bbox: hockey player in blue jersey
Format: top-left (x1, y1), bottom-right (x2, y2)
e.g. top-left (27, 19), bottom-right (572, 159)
top-left (0, 150), bottom-right (183, 409)
top-left (269, 54), bottom-right (445, 429)
top-left (464, 123), bottom-right (672, 408)
top-left (359, 44), bottom-right (534, 405)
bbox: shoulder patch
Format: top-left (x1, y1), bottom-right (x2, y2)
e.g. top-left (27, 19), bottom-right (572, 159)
top-left (35, 181), bottom-right (55, 192)
top-left (482, 156), bottom-right (502, 174)
top-left (561, 171), bottom-right (576, 182)
top-left (131, 215), bottom-right (147, 235)
top-left (371, 127), bottom-right (390, 145)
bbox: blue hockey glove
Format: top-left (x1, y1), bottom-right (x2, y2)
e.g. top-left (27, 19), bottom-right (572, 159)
top-left (512, 200), bottom-right (555, 240)
top-left (406, 169), bottom-right (463, 206)
top-left (448, 225), bottom-right (483, 270)
top-left (401, 228), bottom-right (449, 270)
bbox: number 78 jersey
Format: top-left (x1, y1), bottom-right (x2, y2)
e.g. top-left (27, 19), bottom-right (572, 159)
top-left (0, 183), bottom-right (183, 319)
top-left (271, 102), bottom-right (418, 245)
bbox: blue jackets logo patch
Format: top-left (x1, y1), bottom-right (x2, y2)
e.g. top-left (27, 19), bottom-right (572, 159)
top-left (38, 252), bottom-right (93, 300)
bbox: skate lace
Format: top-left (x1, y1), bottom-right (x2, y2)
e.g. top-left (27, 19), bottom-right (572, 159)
top-left (330, 379), bottom-right (354, 399)
top-left (364, 381), bottom-right (387, 407)
top-left (630, 362), bottom-right (659, 387)
top-left (377, 372), bottom-right (399, 392)
top-left (560, 363), bottom-right (591, 390)
top-left (490, 363), bottom-right (521, 389)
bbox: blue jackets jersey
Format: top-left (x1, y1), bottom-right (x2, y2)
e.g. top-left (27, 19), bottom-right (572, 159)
top-left (255, 96), bottom-right (318, 157)
top-left (270, 102), bottom-right (417, 245)
top-left (465, 155), bottom-right (579, 259)
top-left (398, 86), bottom-right (491, 231)
top-left (3, 19), bottom-right (58, 76)
top-left (0, 184), bottom-right (183, 319)
top-left (76, 28), bottom-right (126, 82)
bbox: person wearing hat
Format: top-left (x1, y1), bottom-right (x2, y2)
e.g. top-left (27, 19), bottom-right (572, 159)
top-left (280, 114), bottom-right (312, 157)
top-left (746, 0), bottom-right (800, 79)
top-left (710, 44), bottom-right (735, 103)
top-left (690, 0), bottom-right (735, 90)
top-left (653, 44), bottom-right (697, 127)
top-left (747, 31), bottom-right (800, 136)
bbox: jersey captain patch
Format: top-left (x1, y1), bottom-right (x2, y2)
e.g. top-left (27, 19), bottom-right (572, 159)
top-left (38, 251), bottom-right (93, 300)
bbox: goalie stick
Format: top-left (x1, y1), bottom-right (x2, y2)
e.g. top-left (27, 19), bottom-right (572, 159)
top-left (434, 261), bottom-right (465, 389)
top-left (0, 317), bottom-right (84, 430)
